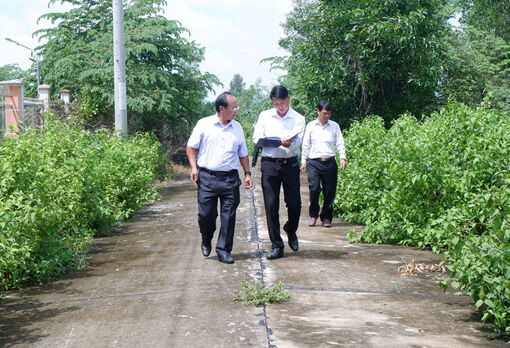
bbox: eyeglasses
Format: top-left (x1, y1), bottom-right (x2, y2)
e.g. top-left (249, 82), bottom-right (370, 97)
top-left (232, 106), bottom-right (239, 112)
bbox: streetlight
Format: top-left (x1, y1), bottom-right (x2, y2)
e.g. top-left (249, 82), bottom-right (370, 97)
top-left (5, 37), bottom-right (40, 88)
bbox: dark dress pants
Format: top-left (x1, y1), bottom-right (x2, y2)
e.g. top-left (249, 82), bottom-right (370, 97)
top-left (197, 170), bottom-right (241, 254)
top-left (261, 159), bottom-right (301, 249)
top-left (307, 159), bottom-right (338, 221)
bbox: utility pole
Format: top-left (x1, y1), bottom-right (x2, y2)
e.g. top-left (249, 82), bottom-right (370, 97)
top-left (113, 0), bottom-right (127, 135)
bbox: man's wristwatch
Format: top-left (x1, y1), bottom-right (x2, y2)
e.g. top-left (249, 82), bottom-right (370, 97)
top-left (244, 171), bottom-right (252, 176)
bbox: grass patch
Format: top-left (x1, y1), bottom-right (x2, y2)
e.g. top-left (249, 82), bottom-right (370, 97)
top-left (234, 280), bottom-right (291, 306)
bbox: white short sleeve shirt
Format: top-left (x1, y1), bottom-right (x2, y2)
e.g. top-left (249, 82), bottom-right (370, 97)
top-left (187, 115), bottom-right (249, 171)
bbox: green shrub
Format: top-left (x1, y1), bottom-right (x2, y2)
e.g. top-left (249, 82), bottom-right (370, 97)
top-left (0, 117), bottom-right (161, 290)
top-left (336, 102), bottom-right (510, 335)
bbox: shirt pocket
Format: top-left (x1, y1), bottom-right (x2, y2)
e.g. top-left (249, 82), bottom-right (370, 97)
top-left (219, 132), bottom-right (237, 154)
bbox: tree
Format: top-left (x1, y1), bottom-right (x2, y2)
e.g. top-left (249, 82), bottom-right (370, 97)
top-left (227, 74), bottom-right (272, 153)
top-left (229, 73), bottom-right (246, 96)
top-left (455, 0), bottom-right (510, 43)
top-left (273, 0), bottom-right (448, 128)
top-left (35, 0), bottom-right (219, 134)
top-left (0, 64), bottom-right (24, 81)
top-left (438, 27), bottom-right (510, 114)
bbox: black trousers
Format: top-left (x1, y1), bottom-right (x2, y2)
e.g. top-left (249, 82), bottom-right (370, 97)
top-left (197, 170), bottom-right (241, 254)
top-left (261, 157), bottom-right (301, 249)
top-left (307, 159), bottom-right (338, 221)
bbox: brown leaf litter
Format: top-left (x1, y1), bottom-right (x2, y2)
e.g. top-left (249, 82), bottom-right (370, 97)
top-left (397, 258), bottom-right (447, 276)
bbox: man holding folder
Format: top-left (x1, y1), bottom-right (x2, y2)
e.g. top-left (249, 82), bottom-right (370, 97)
top-left (252, 85), bottom-right (305, 260)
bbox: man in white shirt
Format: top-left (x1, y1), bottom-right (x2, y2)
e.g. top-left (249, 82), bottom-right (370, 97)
top-left (301, 100), bottom-right (346, 228)
top-left (186, 92), bottom-right (253, 264)
top-left (252, 86), bottom-right (305, 260)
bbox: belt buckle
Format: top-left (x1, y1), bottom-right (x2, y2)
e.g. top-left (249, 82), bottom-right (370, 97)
top-left (283, 159), bottom-right (288, 164)
top-left (320, 158), bottom-right (328, 162)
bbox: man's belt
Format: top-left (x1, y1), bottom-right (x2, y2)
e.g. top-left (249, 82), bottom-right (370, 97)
top-left (261, 156), bottom-right (298, 165)
top-left (310, 157), bottom-right (335, 162)
top-left (199, 167), bottom-right (237, 177)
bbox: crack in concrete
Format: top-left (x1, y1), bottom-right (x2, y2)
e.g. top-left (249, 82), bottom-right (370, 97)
top-left (1, 283), bottom-right (467, 311)
top-left (247, 184), bottom-right (275, 348)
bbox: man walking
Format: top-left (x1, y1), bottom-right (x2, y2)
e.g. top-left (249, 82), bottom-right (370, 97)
top-left (186, 92), bottom-right (253, 264)
top-left (301, 100), bottom-right (346, 228)
top-left (252, 86), bottom-right (305, 260)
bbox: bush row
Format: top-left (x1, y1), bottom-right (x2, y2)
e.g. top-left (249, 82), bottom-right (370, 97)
top-left (335, 102), bottom-right (509, 335)
top-left (0, 118), bottom-right (161, 291)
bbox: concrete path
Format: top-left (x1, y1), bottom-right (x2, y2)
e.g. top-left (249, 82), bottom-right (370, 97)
top-left (0, 172), bottom-right (506, 347)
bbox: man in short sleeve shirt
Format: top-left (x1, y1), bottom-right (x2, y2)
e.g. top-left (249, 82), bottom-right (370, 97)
top-left (186, 92), bottom-right (253, 264)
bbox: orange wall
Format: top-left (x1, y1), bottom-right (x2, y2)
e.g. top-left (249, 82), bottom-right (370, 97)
top-left (3, 84), bottom-right (23, 134)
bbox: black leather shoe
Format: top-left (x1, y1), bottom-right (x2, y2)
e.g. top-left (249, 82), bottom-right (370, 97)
top-left (217, 252), bottom-right (234, 264)
top-left (288, 233), bottom-right (299, 251)
top-left (266, 247), bottom-right (284, 260)
top-left (201, 242), bottom-right (211, 257)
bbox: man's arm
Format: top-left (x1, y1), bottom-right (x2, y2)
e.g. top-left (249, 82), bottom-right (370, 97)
top-left (335, 124), bottom-right (347, 171)
top-left (300, 123), bottom-right (311, 173)
top-left (240, 156), bottom-right (253, 189)
top-left (252, 114), bottom-right (265, 145)
top-left (186, 146), bottom-right (199, 183)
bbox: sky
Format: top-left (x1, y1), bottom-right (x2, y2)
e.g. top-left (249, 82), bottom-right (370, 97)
top-left (0, 0), bottom-right (293, 95)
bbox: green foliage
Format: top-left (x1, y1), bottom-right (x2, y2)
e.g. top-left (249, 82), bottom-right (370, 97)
top-left (228, 75), bottom-right (272, 154)
top-left (34, 0), bottom-right (219, 134)
top-left (234, 280), bottom-right (291, 306)
top-left (337, 102), bottom-right (510, 334)
top-left (0, 117), bottom-right (161, 290)
top-left (455, 0), bottom-right (510, 43)
top-left (273, 0), bottom-right (448, 128)
top-left (0, 64), bottom-right (24, 81)
top-left (439, 26), bottom-right (510, 115)
top-left (229, 74), bottom-right (246, 96)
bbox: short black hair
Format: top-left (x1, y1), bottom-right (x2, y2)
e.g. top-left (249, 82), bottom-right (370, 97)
top-left (269, 85), bottom-right (289, 100)
top-left (215, 92), bottom-right (233, 112)
top-left (317, 100), bottom-right (332, 111)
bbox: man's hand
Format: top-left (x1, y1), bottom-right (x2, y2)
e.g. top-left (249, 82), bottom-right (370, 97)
top-left (340, 159), bottom-right (347, 171)
top-left (190, 167), bottom-right (198, 184)
top-left (300, 163), bottom-right (307, 174)
top-left (280, 138), bottom-right (292, 147)
top-left (245, 174), bottom-right (253, 189)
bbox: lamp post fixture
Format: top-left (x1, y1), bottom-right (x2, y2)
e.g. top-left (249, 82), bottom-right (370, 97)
top-left (5, 37), bottom-right (40, 88)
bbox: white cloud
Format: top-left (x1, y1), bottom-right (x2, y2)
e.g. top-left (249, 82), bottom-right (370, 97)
top-left (1, 0), bottom-right (293, 95)
top-left (163, 0), bottom-right (293, 93)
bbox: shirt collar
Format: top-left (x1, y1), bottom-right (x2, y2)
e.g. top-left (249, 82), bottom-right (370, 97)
top-left (213, 115), bottom-right (233, 128)
top-left (271, 106), bottom-right (295, 120)
top-left (314, 119), bottom-right (330, 127)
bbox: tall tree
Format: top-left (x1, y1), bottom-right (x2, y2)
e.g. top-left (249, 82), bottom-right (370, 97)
top-left (455, 0), bottom-right (510, 43)
top-left (439, 26), bottom-right (510, 114)
top-left (226, 74), bottom-right (272, 153)
top-left (35, 0), bottom-right (219, 133)
top-left (273, 0), bottom-right (448, 128)
top-left (229, 73), bottom-right (246, 96)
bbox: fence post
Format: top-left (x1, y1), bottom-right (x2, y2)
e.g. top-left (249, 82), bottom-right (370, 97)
top-left (38, 84), bottom-right (51, 112)
top-left (61, 89), bottom-right (71, 104)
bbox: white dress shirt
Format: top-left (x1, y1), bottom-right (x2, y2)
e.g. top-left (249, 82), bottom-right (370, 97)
top-left (301, 119), bottom-right (346, 164)
top-left (187, 115), bottom-right (248, 171)
top-left (252, 106), bottom-right (305, 159)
